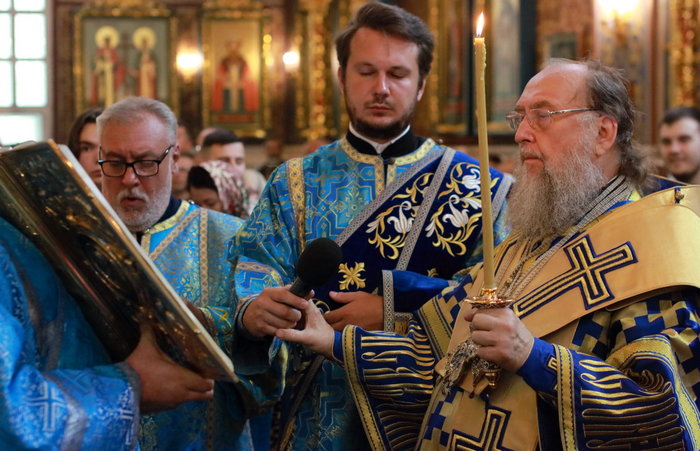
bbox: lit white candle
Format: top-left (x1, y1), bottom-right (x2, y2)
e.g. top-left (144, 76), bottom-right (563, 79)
top-left (474, 12), bottom-right (495, 290)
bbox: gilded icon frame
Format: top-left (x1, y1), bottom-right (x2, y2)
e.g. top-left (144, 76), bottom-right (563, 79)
top-left (428, 0), bottom-right (534, 136)
top-left (201, 4), bottom-right (271, 138)
top-left (74, 5), bottom-right (177, 113)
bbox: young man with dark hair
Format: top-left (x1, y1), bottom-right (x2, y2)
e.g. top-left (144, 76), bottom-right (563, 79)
top-left (659, 106), bottom-right (700, 184)
top-left (229, 2), bottom-right (511, 449)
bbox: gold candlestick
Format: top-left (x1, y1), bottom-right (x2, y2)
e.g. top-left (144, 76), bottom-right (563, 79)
top-left (441, 14), bottom-right (515, 396)
top-left (442, 289), bottom-right (514, 395)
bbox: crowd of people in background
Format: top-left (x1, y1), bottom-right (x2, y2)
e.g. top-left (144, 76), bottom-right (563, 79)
top-left (66, 104), bottom-right (700, 213)
top-left (67, 116), bottom-right (700, 216)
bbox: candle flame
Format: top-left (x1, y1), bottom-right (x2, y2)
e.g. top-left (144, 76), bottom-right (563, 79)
top-left (476, 12), bottom-right (485, 37)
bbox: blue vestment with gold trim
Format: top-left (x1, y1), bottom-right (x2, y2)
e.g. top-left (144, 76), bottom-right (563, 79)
top-left (138, 201), bottom-right (277, 451)
top-left (229, 137), bottom-right (510, 450)
top-left (0, 217), bottom-right (140, 449)
top-left (334, 183), bottom-right (700, 450)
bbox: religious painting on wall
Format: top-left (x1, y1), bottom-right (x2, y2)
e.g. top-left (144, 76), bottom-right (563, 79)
top-left (428, 0), bottom-right (532, 136)
top-left (430, 0), bottom-right (471, 135)
top-left (489, 0), bottom-right (522, 133)
top-left (595, 1), bottom-right (655, 143)
top-left (74, 5), bottom-right (176, 113)
top-left (202, 4), bottom-right (271, 138)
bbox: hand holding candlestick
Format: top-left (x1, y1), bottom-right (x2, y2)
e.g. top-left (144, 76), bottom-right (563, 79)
top-left (442, 289), bottom-right (515, 395)
top-left (474, 12), bottom-right (495, 291)
top-left (442, 12), bottom-right (516, 395)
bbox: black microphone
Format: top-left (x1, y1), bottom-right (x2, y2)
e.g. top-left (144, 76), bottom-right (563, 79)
top-left (289, 237), bottom-right (343, 298)
top-left (290, 238), bottom-right (342, 330)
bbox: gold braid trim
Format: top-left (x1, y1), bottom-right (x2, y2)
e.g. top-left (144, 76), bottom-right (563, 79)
top-left (340, 138), bottom-right (385, 193)
top-left (554, 344), bottom-right (578, 451)
top-left (146, 204), bottom-right (199, 260)
top-left (286, 157), bottom-right (306, 253)
top-left (382, 270), bottom-right (394, 332)
top-left (197, 208), bottom-right (209, 303)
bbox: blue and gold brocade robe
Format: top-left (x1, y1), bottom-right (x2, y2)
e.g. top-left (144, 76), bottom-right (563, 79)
top-left (229, 137), bottom-right (510, 450)
top-left (334, 185), bottom-right (700, 450)
top-left (0, 217), bottom-right (140, 449)
top-left (138, 201), bottom-right (278, 451)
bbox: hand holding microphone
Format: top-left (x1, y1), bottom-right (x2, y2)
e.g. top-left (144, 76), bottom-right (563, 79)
top-left (275, 238), bottom-right (343, 355)
top-left (289, 238), bottom-right (343, 329)
top-left (241, 238), bottom-right (342, 337)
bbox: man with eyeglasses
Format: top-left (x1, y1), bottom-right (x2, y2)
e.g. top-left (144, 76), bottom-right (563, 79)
top-left (97, 97), bottom-right (282, 450)
top-left (279, 59), bottom-right (700, 449)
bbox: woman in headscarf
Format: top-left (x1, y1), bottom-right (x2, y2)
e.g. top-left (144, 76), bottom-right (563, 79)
top-left (187, 159), bottom-right (249, 219)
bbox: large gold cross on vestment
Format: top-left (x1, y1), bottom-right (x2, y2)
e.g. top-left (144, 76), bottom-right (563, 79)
top-left (514, 235), bottom-right (637, 318)
top-left (450, 406), bottom-right (514, 451)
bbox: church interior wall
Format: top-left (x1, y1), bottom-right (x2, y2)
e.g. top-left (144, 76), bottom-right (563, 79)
top-left (50, 0), bottom-right (699, 164)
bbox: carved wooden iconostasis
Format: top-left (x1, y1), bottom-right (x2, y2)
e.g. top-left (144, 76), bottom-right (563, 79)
top-left (54, 0), bottom-right (700, 150)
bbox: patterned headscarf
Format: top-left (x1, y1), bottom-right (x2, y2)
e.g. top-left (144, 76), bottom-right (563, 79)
top-left (198, 160), bottom-right (249, 219)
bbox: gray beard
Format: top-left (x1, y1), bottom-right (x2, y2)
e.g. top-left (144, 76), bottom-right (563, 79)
top-left (114, 170), bottom-right (173, 232)
top-left (507, 135), bottom-right (607, 241)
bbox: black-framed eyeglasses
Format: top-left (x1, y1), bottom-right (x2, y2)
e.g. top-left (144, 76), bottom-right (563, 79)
top-left (505, 108), bottom-right (598, 132)
top-left (98, 145), bottom-right (173, 177)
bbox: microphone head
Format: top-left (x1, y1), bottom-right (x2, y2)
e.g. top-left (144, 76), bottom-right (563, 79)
top-left (296, 237), bottom-right (343, 287)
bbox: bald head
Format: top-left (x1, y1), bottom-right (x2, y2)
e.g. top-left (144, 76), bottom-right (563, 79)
top-left (524, 62), bottom-right (590, 106)
top-left (515, 59), bottom-right (645, 185)
top-left (517, 63), bottom-right (592, 128)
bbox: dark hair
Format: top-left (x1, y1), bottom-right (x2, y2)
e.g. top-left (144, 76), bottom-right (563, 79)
top-left (661, 106), bottom-right (700, 127)
top-left (202, 129), bottom-right (241, 149)
top-left (187, 166), bottom-right (217, 192)
top-left (67, 108), bottom-right (102, 158)
top-left (335, 2), bottom-right (434, 85)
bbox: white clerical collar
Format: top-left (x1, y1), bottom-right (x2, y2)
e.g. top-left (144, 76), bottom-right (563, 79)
top-left (349, 124), bottom-right (411, 155)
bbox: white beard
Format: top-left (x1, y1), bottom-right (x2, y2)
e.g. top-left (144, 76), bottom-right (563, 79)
top-left (507, 126), bottom-right (607, 240)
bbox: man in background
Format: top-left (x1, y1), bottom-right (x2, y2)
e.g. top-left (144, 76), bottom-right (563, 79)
top-left (659, 106), bottom-right (700, 184)
top-left (199, 128), bottom-right (265, 213)
top-left (199, 129), bottom-right (247, 180)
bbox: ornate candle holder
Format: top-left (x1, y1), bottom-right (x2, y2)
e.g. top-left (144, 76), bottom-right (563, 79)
top-left (442, 288), bottom-right (514, 395)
